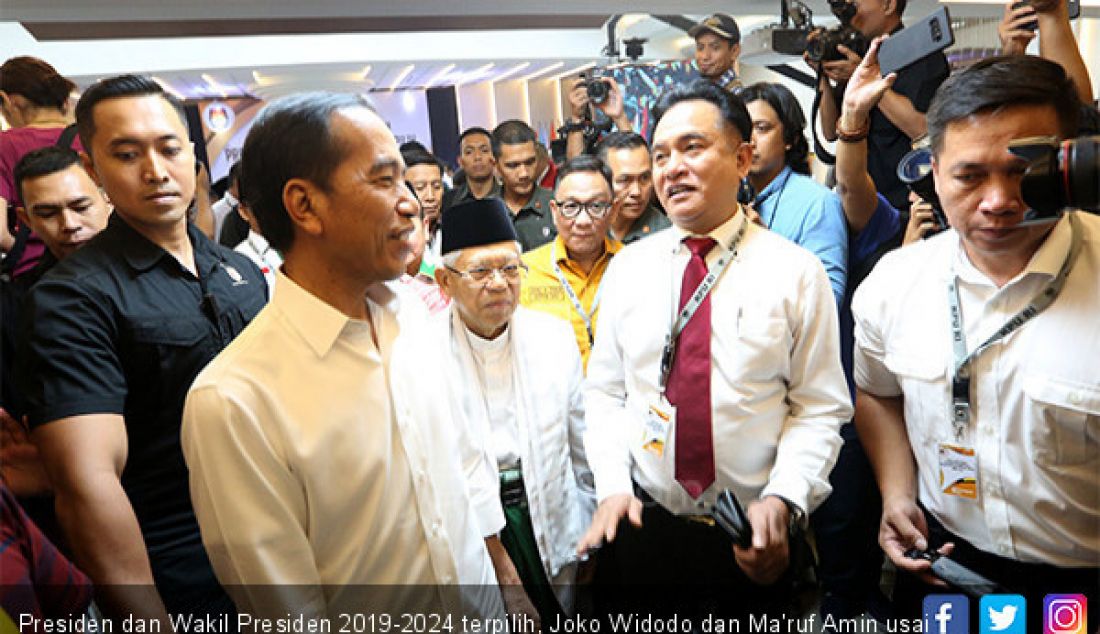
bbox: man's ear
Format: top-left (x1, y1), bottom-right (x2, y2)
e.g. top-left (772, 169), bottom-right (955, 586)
top-left (80, 152), bottom-right (102, 188)
top-left (14, 205), bottom-right (30, 229)
top-left (731, 42), bottom-right (742, 61)
top-left (434, 266), bottom-right (454, 299)
top-left (283, 178), bottom-right (324, 239)
top-left (735, 138), bottom-right (755, 179)
top-left (883, 0), bottom-right (899, 17)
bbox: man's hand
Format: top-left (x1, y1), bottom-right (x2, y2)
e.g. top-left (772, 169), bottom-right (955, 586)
top-left (567, 80), bottom-right (590, 122)
top-left (576, 493), bottom-right (643, 555)
top-left (822, 44), bottom-right (863, 83)
top-left (999, 0), bottom-right (1037, 55)
top-left (841, 36), bottom-right (896, 127)
top-left (593, 78), bottom-right (631, 130)
top-left (1, 407), bottom-right (51, 496)
top-left (880, 495), bottom-right (954, 586)
top-left (500, 584), bottom-right (541, 632)
top-left (732, 496), bottom-right (790, 585)
top-left (903, 200), bottom-right (940, 245)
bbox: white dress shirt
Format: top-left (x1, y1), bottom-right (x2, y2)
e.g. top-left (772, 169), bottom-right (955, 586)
top-left (584, 210), bottom-right (851, 516)
top-left (465, 325), bottom-right (521, 468)
top-left (182, 271), bottom-right (504, 618)
top-left (853, 212), bottom-right (1100, 567)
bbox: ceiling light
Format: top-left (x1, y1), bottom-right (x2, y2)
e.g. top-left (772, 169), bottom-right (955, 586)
top-left (424, 63), bottom-right (457, 88)
top-left (517, 62), bottom-right (565, 82)
top-left (491, 62), bottom-right (531, 83)
top-left (388, 64), bottom-right (416, 91)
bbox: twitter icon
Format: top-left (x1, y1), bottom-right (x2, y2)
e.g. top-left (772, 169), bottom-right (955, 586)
top-left (981, 594), bottom-right (1026, 634)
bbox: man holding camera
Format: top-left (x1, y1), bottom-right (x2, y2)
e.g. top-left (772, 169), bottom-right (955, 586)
top-left (852, 49), bottom-right (1100, 630)
top-left (813, 0), bottom-right (948, 210)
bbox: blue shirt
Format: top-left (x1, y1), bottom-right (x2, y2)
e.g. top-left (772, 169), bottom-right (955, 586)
top-left (755, 166), bottom-right (848, 307)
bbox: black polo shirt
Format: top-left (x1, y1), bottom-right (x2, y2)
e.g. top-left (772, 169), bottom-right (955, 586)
top-left (18, 212), bottom-right (266, 614)
top-left (863, 25), bottom-right (949, 210)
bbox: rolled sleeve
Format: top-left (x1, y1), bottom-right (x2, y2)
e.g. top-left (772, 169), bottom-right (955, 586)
top-left (18, 277), bottom-right (126, 427)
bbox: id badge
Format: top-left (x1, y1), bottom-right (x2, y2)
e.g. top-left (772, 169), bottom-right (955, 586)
top-left (643, 397), bottom-right (675, 458)
top-left (938, 443), bottom-right (978, 499)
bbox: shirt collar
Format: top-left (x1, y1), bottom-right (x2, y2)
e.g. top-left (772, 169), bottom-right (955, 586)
top-left (552, 235), bottom-right (623, 268)
top-left (950, 214), bottom-right (1071, 285)
top-left (518, 189), bottom-right (549, 216)
top-left (755, 166), bottom-right (792, 201)
top-left (116, 214), bottom-right (217, 273)
top-left (671, 206), bottom-right (746, 253)
top-left (273, 269), bottom-right (388, 358)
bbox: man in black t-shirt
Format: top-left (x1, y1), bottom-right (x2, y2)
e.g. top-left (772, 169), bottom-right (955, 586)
top-left (18, 75), bottom-right (266, 624)
top-left (813, 0), bottom-right (949, 210)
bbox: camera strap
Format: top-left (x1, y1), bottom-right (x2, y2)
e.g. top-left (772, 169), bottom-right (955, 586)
top-left (946, 212), bottom-right (1083, 441)
top-left (658, 216), bottom-right (747, 390)
top-left (550, 240), bottom-right (606, 347)
top-left (811, 69), bottom-right (837, 165)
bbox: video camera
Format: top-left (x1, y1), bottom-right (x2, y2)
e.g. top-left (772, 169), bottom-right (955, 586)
top-left (805, 0), bottom-right (870, 63)
top-left (897, 142), bottom-right (949, 232)
top-left (1010, 135), bottom-right (1100, 219)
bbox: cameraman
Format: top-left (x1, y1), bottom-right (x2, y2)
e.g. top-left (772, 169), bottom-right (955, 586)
top-left (812, 0), bottom-right (948, 210)
top-left (852, 49), bottom-right (1100, 631)
top-left (564, 76), bottom-right (633, 160)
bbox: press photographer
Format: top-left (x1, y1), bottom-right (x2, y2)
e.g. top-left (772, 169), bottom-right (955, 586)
top-left (852, 52), bottom-right (1100, 633)
top-left (812, 0), bottom-right (949, 210)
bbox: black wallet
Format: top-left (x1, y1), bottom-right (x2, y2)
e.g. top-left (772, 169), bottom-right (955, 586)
top-left (712, 489), bottom-right (754, 548)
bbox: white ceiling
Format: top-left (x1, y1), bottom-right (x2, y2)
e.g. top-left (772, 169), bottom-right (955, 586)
top-left (2, 0), bottom-right (1096, 100)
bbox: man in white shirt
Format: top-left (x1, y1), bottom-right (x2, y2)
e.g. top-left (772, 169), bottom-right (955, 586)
top-left (851, 52), bottom-right (1099, 627)
top-left (433, 197), bottom-right (594, 620)
top-left (181, 93), bottom-right (510, 621)
top-left (578, 80), bottom-right (850, 616)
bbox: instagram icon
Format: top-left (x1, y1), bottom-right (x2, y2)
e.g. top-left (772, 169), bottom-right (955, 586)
top-left (1045, 595), bottom-right (1087, 634)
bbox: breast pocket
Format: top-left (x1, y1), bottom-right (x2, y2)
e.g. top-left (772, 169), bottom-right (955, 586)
top-left (726, 317), bottom-right (791, 381)
top-left (128, 318), bottom-right (212, 394)
top-left (1024, 374), bottom-right (1099, 466)
top-left (883, 351), bottom-right (947, 443)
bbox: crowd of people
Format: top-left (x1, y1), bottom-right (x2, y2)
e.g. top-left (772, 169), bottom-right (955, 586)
top-left (2, 1), bottom-right (1097, 631)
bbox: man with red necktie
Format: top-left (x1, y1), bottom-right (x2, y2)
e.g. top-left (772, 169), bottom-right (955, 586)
top-left (578, 80), bottom-right (851, 619)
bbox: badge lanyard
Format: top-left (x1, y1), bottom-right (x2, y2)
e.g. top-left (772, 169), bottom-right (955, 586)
top-left (947, 212), bottom-right (1084, 441)
top-left (550, 241), bottom-right (606, 347)
top-left (658, 217), bottom-right (748, 390)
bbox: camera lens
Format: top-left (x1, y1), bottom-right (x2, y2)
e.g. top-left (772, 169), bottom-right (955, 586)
top-left (586, 79), bottom-right (609, 106)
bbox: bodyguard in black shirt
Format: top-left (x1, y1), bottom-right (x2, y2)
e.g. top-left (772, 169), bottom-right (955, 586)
top-left (18, 76), bottom-right (266, 623)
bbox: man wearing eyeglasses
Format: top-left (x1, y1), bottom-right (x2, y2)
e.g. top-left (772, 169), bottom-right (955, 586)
top-left (519, 156), bottom-right (622, 370)
top-left (433, 197), bottom-right (595, 621)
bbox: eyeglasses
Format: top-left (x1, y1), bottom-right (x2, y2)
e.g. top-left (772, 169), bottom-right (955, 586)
top-left (554, 200), bottom-right (612, 219)
top-left (445, 262), bottom-right (528, 284)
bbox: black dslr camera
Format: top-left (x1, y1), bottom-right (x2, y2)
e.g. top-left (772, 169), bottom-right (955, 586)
top-left (584, 72), bottom-right (612, 106)
top-left (806, 0), bottom-right (870, 62)
top-left (1010, 135), bottom-right (1100, 220)
top-left (897, 143), bottom-right (949, 232)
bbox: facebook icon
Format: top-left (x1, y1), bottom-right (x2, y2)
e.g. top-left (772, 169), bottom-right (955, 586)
top-left (924, 594), bottom-right (970, 634)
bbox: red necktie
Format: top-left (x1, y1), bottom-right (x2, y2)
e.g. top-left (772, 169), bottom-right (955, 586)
top-left (666, 236), bottom-right (717, 499)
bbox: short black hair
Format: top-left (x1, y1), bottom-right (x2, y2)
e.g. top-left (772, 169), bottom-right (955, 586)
top-left (399, 140), bottom-right (428, 154)
top-left (927, 56), bottom-right (1079, 157)
top-left (739, 82), bottom-right (811, 175)
top-left (650, 79), bottom-right (752, 144)
top-left (74, 75), bottom-right (188, 155)
top-left (596, 131), bottom-right (649, 164)
top-left (402, 149), bottom-right (443, 175)
top-left (895, 0), bottom-right (908, 17)
top-left (13, 146), bottom-right (83, 204)
top-left (459, 127), bottom-right (492, 145)
top-left (240, 91), bottom-right (371, 253)
top-left (491, 120), bottom-right (537, 158)
top-left (554, 154), bottom-right (613, 192)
